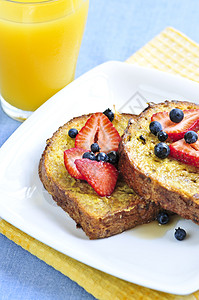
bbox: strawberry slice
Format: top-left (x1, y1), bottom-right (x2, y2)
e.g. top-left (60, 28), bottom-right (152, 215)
top-left (169, 138), bottom-right (199, 168)
top-left (75, 113), bottom-right (121, 153)
top-left (64, 148), bottom-right (86, 180)
top-left (191, 139), bottom-right (199, 151)
top-left (151, 109), bottom-right (199, 141)
top-left (75, 159), bottom-right (118, 197)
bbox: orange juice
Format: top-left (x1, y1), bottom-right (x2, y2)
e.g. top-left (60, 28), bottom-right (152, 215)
top-left (0, 0), bottom-right (89, 111)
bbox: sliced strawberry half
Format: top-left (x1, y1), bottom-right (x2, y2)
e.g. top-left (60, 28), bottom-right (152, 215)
top-left (64, 148), bottom-right (87, 180)
top-left (75, 112), bottom-right (121, 153)
top-left (191, 139), bottom-right (199, 151)
top-left (75, 159), bottom-right (118, 197)
top-left (151, 109), bottom-right (199, 141)
top-left (169, 138), bottom-right (199, 168)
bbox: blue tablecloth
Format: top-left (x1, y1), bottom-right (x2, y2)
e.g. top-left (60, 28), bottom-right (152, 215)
top-left (1, 1), bottom-right (199, 299)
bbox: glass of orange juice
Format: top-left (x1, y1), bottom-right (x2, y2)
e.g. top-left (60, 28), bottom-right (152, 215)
top-left (0, 0), bottom-right (89, 121)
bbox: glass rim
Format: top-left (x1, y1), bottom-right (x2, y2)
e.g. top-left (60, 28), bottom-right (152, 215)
top-left (0, 0), bottom-right (65, 5)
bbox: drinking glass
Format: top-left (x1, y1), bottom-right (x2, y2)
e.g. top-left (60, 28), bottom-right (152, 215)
top-left (0, 0), bottom-right (89, 121)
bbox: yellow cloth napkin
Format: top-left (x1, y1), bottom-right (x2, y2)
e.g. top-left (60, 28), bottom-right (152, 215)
top-left (1, 27), bottom-right (199, 300)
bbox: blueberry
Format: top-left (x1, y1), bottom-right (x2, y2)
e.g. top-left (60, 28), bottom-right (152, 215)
top-left (157, 211), bottom-right (169, 225)
top-left (139, 135), bottom-right (146, 144)
top-left (82, 152), bottom-right (96, 160)
top-left (91, 143), bottom-right (100, 153)
top-left (184, 131), bottom-right (198, 144)
top-left (103, 108), bottom-right (114, 122)
top-left (107, 151), bottom-right (119, 164)
top-left (149, 121), bottom-right (162, 136)
top-left (174, 227), bottom-right (186, 241)
top-left (96, 152), bottom-right (109, 162)
top-left (169, 108), bottom-right (184, 123)
top-left (157, 131), bottom-right (168, 142)
top-left (68, 128), bottom-right (78, 138)
top-left (154, 142), bottom-right (170, 159)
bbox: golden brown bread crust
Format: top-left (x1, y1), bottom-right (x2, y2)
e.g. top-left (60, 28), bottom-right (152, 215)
top-left (39, 112), bottom-right (161, 239)
top-left (119, 100), bottom-right (199, 224)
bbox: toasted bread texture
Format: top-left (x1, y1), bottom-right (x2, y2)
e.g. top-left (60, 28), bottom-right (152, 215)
top-left (119, 100), bottom-right (199, 224)
top-left (39, 113), bottom-right (160, 239)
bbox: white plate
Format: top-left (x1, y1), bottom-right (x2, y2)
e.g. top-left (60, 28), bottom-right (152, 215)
top-left (1, 61), bottom-right (199, 295)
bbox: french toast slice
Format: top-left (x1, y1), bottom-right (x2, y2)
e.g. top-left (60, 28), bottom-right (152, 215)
top-left (39, 112), bottom-right (160, 239)
top-left (119, 100), bottom-right (199, 224)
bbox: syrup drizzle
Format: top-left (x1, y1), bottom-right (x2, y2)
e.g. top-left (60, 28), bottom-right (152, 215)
top-left (131, 215), bottom-right (181, 239)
